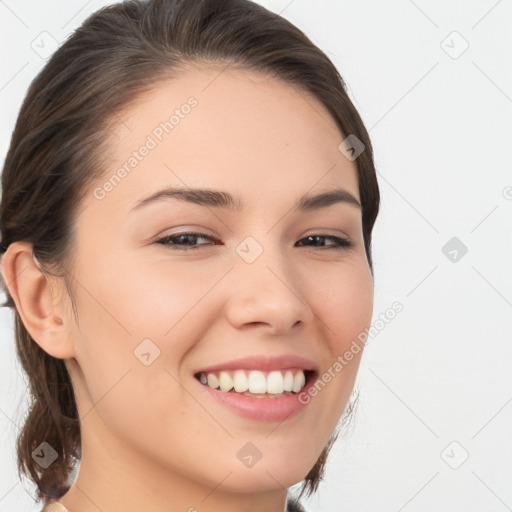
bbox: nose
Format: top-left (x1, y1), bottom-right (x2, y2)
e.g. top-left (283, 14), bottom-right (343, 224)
top-left (224, 244), bottom-right (313, 336)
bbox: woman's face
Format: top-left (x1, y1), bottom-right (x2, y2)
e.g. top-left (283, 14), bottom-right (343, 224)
top-left (61, 65), bottom-right (373, 497)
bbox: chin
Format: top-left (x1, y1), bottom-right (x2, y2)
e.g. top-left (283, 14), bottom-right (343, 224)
top-left (211, 464), bottom-right (311, 494)
top-left (200, 444), bottom-right (320, 493)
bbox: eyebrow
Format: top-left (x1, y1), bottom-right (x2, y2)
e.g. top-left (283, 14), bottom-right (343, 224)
top-left (130, 186), bottom-right (361, 213)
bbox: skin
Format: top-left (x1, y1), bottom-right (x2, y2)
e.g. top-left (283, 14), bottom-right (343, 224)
top-left (2, 64), bottom-right (373, 512)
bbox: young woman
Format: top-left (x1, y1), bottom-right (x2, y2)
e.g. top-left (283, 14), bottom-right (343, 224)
top-left (0, 1), bottom-right (380, 511)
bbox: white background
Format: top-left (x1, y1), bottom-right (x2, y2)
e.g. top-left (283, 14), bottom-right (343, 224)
top-left (1, 1), bottom-right (511, 511)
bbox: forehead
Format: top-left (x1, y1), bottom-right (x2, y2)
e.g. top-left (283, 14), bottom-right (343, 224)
top-left (90, 64), bottom-right (359, 216)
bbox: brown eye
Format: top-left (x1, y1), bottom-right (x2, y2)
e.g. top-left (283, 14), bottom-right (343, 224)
top-left (295, 235), bottom-right (352, 249)
top-left (155, 232), bottom-right (219, 250)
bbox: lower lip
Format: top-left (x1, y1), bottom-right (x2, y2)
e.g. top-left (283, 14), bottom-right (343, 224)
top-left (194, 373), bottom-right (317, 422)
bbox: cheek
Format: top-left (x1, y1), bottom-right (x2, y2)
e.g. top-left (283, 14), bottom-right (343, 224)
top-left (306, 260), bottom-right (374, 349)
top-left (67, 253), bottom-right (216, 463)
top-left (73, 252), bottom-right (227, 342)
top-left (68, 253), bottom-right (229, 415)
top-left (299, 261), bottom-right (373, 423)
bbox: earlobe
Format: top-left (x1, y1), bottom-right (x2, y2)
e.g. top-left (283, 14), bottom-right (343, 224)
top-left (0, 241), bottom-right (74, 359)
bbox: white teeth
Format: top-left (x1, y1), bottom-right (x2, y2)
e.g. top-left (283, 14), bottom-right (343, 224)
top-left (207, 373), bottom-right (219, 389)
top-left (233, 370), bottom-right (249, 392)
top-left (248, 370), bottom-right (267, 394)
top-left (219, 372), bottom-right (234, 392)
top-left (266, 371), bottom-right (284, 394)
top-left (198, 369), bottom-right (308, 395)
top-left (283, 370), bottom-right (294, 392)
top-left (292, 371), bottom-right (305, 393)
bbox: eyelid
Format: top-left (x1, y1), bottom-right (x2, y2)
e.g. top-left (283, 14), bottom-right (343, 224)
top-left (151, 226), bottom-right (218, 241)
top-left (301, 227), bottom-right (351, 240)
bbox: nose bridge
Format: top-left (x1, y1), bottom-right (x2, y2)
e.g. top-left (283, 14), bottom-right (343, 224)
top-left (225, 233), bottom-right (311, 333)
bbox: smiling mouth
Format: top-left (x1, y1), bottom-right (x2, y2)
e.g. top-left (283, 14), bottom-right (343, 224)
top-left (194, 368), bottom-right (317, 398)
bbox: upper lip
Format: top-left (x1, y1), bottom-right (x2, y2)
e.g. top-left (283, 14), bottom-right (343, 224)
top-left (194, 354), bottom-right (319, 375)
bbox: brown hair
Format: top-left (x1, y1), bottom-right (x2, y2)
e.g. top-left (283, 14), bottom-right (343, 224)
top-left (0, 0), bottom-right (379, 504)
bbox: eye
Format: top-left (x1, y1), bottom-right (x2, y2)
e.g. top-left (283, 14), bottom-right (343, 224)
top-left (155, 232), bottom-right (352, 251)
top-left (295, 234), bottom-right (352, 250)
top-left (155, 232), bottom-right (218, 250)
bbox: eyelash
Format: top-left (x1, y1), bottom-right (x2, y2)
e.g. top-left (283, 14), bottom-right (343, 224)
top-left (155, 232), bottom-right (353, 251)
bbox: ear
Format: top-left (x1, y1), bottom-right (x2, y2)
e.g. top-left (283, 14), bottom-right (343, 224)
top-left (1, 241), bottom-right (75, 359)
